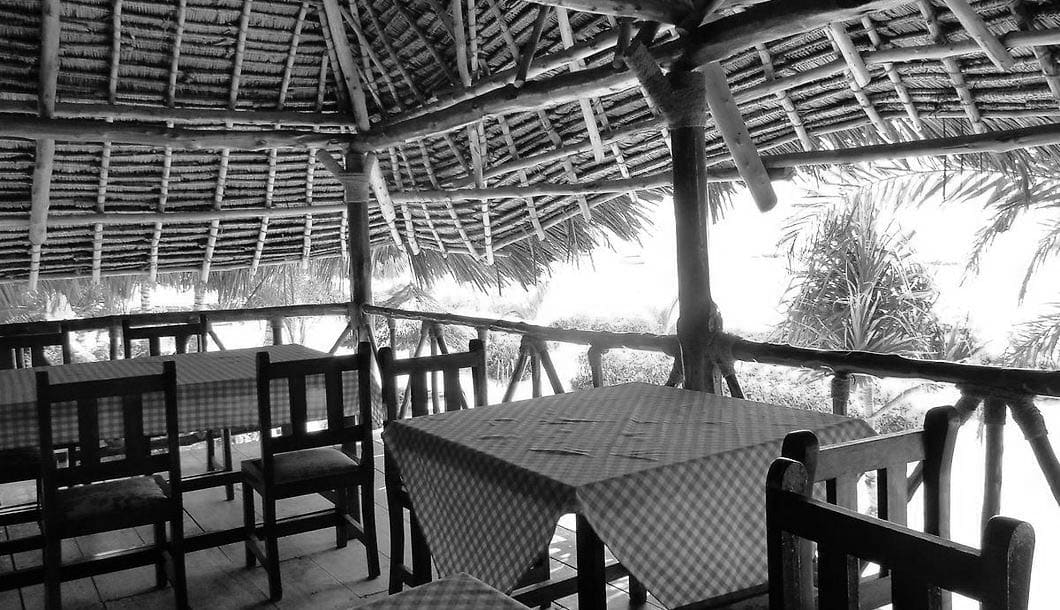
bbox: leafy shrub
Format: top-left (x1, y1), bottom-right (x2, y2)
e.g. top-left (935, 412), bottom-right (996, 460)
top-left (485, 332), bottom-right (527, 382)
top-left (570, 349), bottom-right (673, 390)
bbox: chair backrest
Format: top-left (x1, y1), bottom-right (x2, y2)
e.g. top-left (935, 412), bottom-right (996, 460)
top-left (782, 406), bottom-right (959, 534)
top-left (35, 360), bottom-right (182, 495)
top-left (0, 325), bottom-right (72, 369)
top-left (765, 457), bottom-right (1034, 610)
top-left (780, 406), bottom-right (960, 608)
top-left (377, 339), bottom-right (487, 423)
top-left (255, 343), bottom-right (373, 475)
top-left (122, 315), bottom-right (207, 358)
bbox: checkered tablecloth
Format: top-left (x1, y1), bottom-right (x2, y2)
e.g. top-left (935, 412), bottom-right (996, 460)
top-left (0, 344), bottom-right (363, 449)
top-left (383, 382), bottom-right (875, 609)
top-left (362, 573), bottom-right (524, 609)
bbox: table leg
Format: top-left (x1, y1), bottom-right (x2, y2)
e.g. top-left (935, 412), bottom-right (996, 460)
top-left (576, 514), bottom-right (606, 610)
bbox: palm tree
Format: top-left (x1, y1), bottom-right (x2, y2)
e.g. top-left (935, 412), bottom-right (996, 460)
top-left (774, 185), bottom-right (949, 419)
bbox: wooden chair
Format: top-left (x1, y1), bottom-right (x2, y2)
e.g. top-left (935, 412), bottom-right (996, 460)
top-left (378, 339), bottom-right (489, 594)
top-left (0, 325), bottom-right (72, 559)
top-left (0, 325), bottom-right (72, 369)
top-left (241, 343), bottom-right (380, 601)
top-left (35, 360), bottom-right (187, 609)
top-left (123, 315), bottom-right (235, 499)
top-left (765, 457), bottom-right (1034, 610)
top-left (779, 406), bottom-right (960, 609)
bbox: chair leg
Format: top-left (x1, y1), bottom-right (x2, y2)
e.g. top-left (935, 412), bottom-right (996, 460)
top-left (222, 429), bottom-right (234, 501)
top-left (154, 521), bottom-right (168, 588)
top-left (387, 499), bottom-right (406, 594)
top-left (242, 482), bottom-right (256, 568)
top-left (409, 510), bottom-right (432, 586)
top-left (206, 429), bottom-right (216, 471)
top-left (335, 487), bottom-right (349, 549)
top-left (630, 575), bottom-right (648, 605)
top-left (43, 532), bottom-right (62, 610)
top-left (263, 495), bottom-right (282, 601)
top-left (361, 481), bottom-right (381, 579)
top-left (170, 517), bottom-right (189, 610)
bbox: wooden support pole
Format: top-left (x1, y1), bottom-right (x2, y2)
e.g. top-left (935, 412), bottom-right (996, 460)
top-left (345, 152), bottom-right (373, 342)
top-left (981, 397), bottom-right (1007, 533)
top-left (668, 70), bottom-right (717, 393)
top-left (830, 372), bottom-right (852, 415)
top-left (588, 346), bottom-right (605, 388)
top-left (28, 0), bottom-right (61, 291)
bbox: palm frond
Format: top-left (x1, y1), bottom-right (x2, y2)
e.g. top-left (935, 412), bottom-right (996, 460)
top-left (1006, 306), bottom-right (1060, 368)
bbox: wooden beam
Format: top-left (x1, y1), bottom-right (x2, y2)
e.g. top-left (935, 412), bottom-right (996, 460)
top-left (828, 22), bottom-right (872, 87)
top-left (556, 7), bottom-right (606, 163)
top-left (677, 0), bottom-right (905, 69)
top-left (320, 0), bottom-right (403, 251)
top-left (528, 0), bottom-right (688, 24)
top-left (0, 116), bottom-right (351, 149)
top-left (0, 169), bottom-right (797, 231)
top-left (28, 0), bottom-right (61, 292)
top-left (762, 121), bottom-right (1060, 167)
top-left (1010, 0), bottom-right (1060, 108)
top-left (345, 151), bottom-right (372, 331)
top-left (514, 5), bottom-right (551, 87)
top-left (940, 0), bottom-right (1015, 70)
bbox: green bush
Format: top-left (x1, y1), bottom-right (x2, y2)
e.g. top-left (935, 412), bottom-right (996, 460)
top-left (570, 349), bottom-right (674, 390)
top-left (485, 332), bottom-right (528, 382)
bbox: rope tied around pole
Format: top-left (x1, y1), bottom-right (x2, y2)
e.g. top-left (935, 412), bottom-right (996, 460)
top-left (624, 42), bottom-right (707, 129)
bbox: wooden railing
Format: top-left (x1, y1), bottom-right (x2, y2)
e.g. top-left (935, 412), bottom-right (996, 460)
top-left (3, 300), bottom-right (1059, 527)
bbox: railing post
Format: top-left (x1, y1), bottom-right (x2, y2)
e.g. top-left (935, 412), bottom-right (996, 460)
top-left (269, 317), bottom-right (285, 345)
top-left (588, 346), bottom-right (605, 388)
top-left (830, 372), bottom-right (852, 416)
top-left (109, 321), bottom-right (121, 360)
top-left (981, 396), bottom-right (1007, 533)
top-left (529, 342), bottom-right (543, 398)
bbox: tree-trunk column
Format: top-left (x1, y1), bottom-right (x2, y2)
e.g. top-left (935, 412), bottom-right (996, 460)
top-left (669, 68), bottom-right (719, 393)
top-left (345, 151), bottom-right (373, 342)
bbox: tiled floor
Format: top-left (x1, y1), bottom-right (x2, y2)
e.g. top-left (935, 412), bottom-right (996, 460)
top-left (0, 433), bottom-right (662, 609)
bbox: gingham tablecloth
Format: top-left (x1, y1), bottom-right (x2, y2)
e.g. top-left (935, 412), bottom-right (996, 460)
top-left (383, 382), bottom-right (874, 609)
top-left (362, 573), bottom-right (524, 609)
top-left (0, 344), bottom-right (360, 449)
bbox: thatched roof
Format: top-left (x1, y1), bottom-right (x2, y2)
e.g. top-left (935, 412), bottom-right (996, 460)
top-left (1, 0), bottom-right (1059, 288)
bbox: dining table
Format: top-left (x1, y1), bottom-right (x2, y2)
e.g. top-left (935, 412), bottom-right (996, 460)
top-left (0, 343), bottom-right (353, 450)
top-left (0, 343), bottom-right (367, 562)
top-left (382, 381), bottom-right (875, 609)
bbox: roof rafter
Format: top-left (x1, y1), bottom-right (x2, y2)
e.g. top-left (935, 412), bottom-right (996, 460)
top-left (528, 0), bottom-right (689, 25)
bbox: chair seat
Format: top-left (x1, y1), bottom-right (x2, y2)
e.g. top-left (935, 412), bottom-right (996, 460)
top-left (242, 447), bottom-right (359, 486)
top-left (0, 447), bottom-right (40, 479)
top-left (54, 475), bottom-right (172, 536)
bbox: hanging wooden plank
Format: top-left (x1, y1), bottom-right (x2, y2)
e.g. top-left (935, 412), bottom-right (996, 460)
top-left (701, 61), bottom-right (776, 212)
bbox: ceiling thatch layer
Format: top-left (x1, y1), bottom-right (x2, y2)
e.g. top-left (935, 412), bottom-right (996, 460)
top-left (0, 0), bottom-right (1059, 288)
